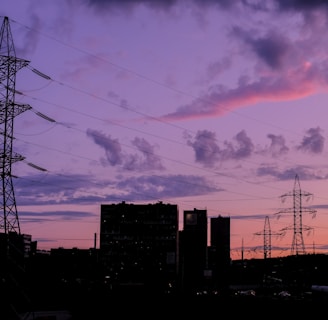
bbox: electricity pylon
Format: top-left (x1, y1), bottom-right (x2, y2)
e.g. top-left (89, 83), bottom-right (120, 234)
top-left (0, 16), bottom-right (31, 236)
top-left (254, 215), bottom-right (283, 259)
top-left (0, 17), bottom-right (52, 318)
top-left (276, 174), bottom-right (316, 256)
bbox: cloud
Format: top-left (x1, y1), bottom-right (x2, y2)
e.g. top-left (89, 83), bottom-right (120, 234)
top-left (155, 6), bottom-right (328, 122)
top-left (86, 129), bottom-right (123, 166)
top-left (159, 68), bottom-right (320, 121)
top-left (19, 210), bottom-right (95, 223)
top-left (15, 171), bottom-right (220, 206)
top-left (125, 137), bottom-right (165, 171)
top-left (205, 57), bottom-right (233, 82)
top-left (261, 134), bottom-right (289, 157)
top-left (83, 0), bottom-right (233, 11)
top-left (187, 129), bottom-right (254, 167)
top-left (296, 127), bottom-right (325, 154)
top-left (273, 0), bottom-right (328, 11)
top-left (83, 0), bottom-right (328, 13)
top-left (239, 29), bottom-right (289, 70)
top-left (256, 165), bottom-right (328, 181)
top-left (116, 174), bottom-right (219, 200)
top-left (223, 130), bottom-right (254, 160)
top-left (82, 0), bottom-right (179, 14)
top-left (86, 129), bottom-right (164, 171)
top-left (15, 173), bottom-right (108, 205)
top-left (187, 130), bottom-right (220, 167)
top-left (230, 214), bottom-right (269, 221)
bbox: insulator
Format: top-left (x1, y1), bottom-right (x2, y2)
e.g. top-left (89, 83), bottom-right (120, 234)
top-left (27, 162), bottom-right (47, 172)
top-left (35, 111), bottom-right (56, 122)
top-left (31, 67), bottom-right (51, 80)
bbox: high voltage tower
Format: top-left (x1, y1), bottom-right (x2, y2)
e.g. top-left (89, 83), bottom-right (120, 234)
top-left (0, 16), bottom-right (32, 319)
top-left (0, 16), bottom-right (50, 239)
top-left (276, 174), bottom-right (316, 256)
top-left (0, 16), bottom-right (31, 237)
top-left (254, 215), bottom-right (283, 259)
top-left (0, 16), bottom-right (52, 318)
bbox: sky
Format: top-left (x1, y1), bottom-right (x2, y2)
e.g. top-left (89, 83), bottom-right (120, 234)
top-left (1, 0), bottom-right (328, 259)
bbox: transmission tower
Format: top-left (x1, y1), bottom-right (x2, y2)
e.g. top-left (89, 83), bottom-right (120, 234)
top-left (254, 215), bottom-right (283, 259)
top-left (0, 16), bottom-right (31, 237)
top-left (0, 17), bottom-right (53, 318)
top-left (276, 174), bottom-right (316, 256)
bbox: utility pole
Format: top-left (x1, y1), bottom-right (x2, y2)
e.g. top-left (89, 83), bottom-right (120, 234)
top-left (276, 174), bottom-right (316, 256)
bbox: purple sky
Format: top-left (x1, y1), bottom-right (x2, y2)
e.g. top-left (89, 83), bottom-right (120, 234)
top-left (2, 0), bottom-right (328, 259)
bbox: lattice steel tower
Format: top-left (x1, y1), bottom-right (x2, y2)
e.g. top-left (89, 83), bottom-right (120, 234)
top-left (277, 174), bottom-right (316, 256)
top-left (0, 16), bottom-right (31, 236)
top-left (263, 216), bottom-right (271, 259)
top-left (254, 215), bottom-right (283, 259)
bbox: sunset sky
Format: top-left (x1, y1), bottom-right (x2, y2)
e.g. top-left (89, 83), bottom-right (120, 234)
top-left (1, 0), bottom-right (328, 259)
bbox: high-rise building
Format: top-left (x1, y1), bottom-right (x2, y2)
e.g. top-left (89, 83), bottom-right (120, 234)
top-left (179, 208), bottom-right (207, 295)
top-left (209, 215), bottom-right (231, 292)
top-left (100, 201), bottom-right (179, 295)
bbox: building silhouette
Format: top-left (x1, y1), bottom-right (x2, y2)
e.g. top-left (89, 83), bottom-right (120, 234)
top-left (3, 200), bottom-right (328, 318)
top-left (179, 208), bottom-right (208, 295)
top-left (100, 201), bottom-right (179, 296)
top-left (209, 215), bottom-right (231, 293)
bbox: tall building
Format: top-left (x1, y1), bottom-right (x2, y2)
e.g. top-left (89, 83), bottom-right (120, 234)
top-left (209, 215), bottom-right (231, 292)
top-left (179, 208), bottom-right (207, 295)
top-left (100, 201), bottom-right (179, 295)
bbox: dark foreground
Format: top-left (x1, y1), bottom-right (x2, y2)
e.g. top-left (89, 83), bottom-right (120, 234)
top-left (10, 291), bottom-right (328, 319)
top-left (70, 294), bottom-right (327, 319)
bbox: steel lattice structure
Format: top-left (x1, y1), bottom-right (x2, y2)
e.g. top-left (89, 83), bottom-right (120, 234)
top-left (0, 16), bottom-right (31, 236)
top-left (263, 216), bottom-right (271, 259)
top-left (277, 174), bottom-right (316, 256)
top-left (254, 215), bottom-right (283, 259)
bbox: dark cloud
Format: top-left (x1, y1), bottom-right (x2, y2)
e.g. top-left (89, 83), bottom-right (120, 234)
top-left (273, 0), bottom-right (328, 11)
top-left (83, 0), bottom-right (233, 11)
top-left (87, 129), bottom-right (123, 166)
top-left (310, 204), bottom-right (328, 210)
top-left (243, 31), bottom-right (289, 69)
top-left (15, 171), bottom-right (220, 206)
top-left (116, 174), bottom-right (219, 200)
top-left (15, 173), bottom-right (108, 206)
top-left (256, 165), bottom-right (328, 181)
top-left (125, 137), bottom-right (165, 171)
top-left (264, 133), bottom-right (289, 157)
top-left (188, 129), bottom-right (254, 167)
top-left (85, 0), bottom-right (328, 12)
top-left (231, 214), bottom-right (269, 220)
top-left (19, 210), bottom-right (95, 223)
top-left (83, 0), bottom-right (179, 13)
top-left (223, 130), bottom-right (254, 159)
top-left (297, 127), bottom-right (325, 154)
top-left (86, 129), bottom-right (164, 171)
top-left (83, 0), bottom-right (328, 18)
top-left (187, 130), bottom-right (220, 167)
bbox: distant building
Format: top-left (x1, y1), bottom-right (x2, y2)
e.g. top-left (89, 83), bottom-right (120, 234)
top-left (179, 208), bottom-right (207, 295)
top-left (0, 231), bottom-right (32, 265)
top-left (100, 201), bottom-right (179, 295)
